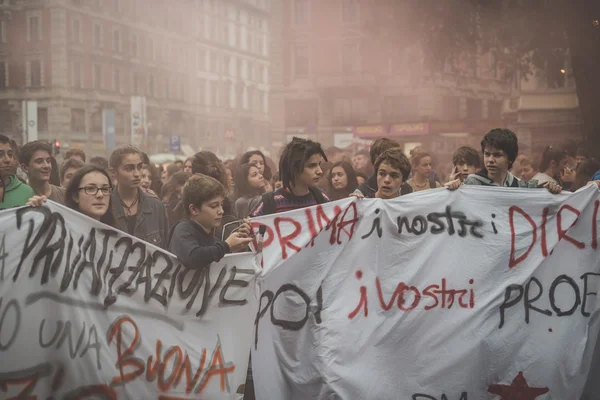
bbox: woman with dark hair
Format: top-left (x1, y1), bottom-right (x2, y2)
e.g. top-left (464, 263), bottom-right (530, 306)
top-left (27, 165), bottom-right (115, 227)
top-left (191, 151), bottom-right (239, 240)
top-left (161, 171), bottom-right (190, 229)
top-left (240, 150), bottom-right (272, 191)
top-left (327, 161), bottom-right (358, 201)
top-left (533, 145), bottom-right (569, 186)
top-left (233, 163), bottom-right (265, 218)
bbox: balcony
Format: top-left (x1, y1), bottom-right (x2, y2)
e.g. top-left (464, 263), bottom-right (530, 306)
top-left (312, 72), bottom-right (378, 90)
top-left (505, 89), bottom-right (579, 113)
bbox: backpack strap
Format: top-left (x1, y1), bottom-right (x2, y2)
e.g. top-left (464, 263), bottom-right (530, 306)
top-left (258, 191), bottom-right (276, 235)
top-left (429, 179), bottom-right (438, 189)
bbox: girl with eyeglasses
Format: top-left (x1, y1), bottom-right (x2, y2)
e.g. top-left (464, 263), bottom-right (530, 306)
top-left (26, 165), bottom-right (116, 227)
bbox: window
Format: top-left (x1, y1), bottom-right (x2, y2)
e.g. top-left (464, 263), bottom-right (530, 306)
top-left (0, 62), bottom-right (6, 89)
top-left (341, 43), bottom-right (359, 73)
top-left (148, 38), bottom-right (156, 60)
top-left (131, 34), bottom-right (138, 57)
top-left (211, 80), bottom-right (218, 106)
top-left (0, 20), bottom-right (6, 43)
top-left (28, 15), bottom-right (41, 41)
top-left (113, 67), bottom-right (120, 92)
top-left (293, 44), bottom-right (309, 77)
top-left (72, 18), bottom-right (81, 43)
top-left (293, 0), bottom-right (308, 25)
top-left (197, 49), bottom-right (206, 70)
top-left (466, 98), bottom-right (482, 119)
top-left (332, 98), bottom-right (368, 125)
top-left (342, 0), bottom-right (358, 23)
top-left (132, 72), bottom-right (140, 94)
top-left (222, 82), bottom-right (230, 108)
top-left (38, 108), bottom-right (48, 132)
top-left (198, 79), bottom-right (206, 105)
top-left (93, 63), bottom-right (102, 89)
top-left (71, 108), bottom-right (85, 132)
top-left (29, 60), bottom-right (42, 87)
top-left (488, 100), bottom-right (503, 120)
top-left (210, 52), bottom-right (218, 73)
top-left (179, 80), bottom-right (185, 100)
top-left (165, 77), bottom-right (170, 98)
top-left (442, 96), bottom-right (459, 120)
top-left (112, 29), bottom-right (121, 53)
top-left (148, 74), bottom-right (155, 96)
top-left (113, 0), bottom-right (120, 12)
top-left (224, 55), bottom-right (230, 76)
top-left (285, 99), bottom-right (318, 127)
top-left (94, 23), bottom-right (102, 48)
top-left (72, 61), bottom-right (82, 88)
top-left (383, 95), bottom-right (418, 121)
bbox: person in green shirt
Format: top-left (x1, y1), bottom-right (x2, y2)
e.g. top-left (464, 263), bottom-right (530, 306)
top-left (0, 134), bottom-right (34, 210)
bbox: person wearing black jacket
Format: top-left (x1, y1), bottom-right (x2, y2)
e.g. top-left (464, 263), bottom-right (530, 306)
top-left (354, 138), bottom-right (413, 197)
top-left (168, 174), bottom-right (252, 269)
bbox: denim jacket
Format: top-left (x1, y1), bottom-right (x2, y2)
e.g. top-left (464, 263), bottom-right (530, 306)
top-left (111, 187), bottom-right (169, 249)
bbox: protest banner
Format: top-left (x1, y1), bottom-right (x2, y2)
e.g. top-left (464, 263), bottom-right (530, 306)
top-left (0, 202), bottom-right (258, 399)
top-left (251, 185), bottom-right (600, 399)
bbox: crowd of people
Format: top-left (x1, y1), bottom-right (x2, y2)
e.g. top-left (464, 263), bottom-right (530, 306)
top-left (1, 129), bottom-right (599, 398)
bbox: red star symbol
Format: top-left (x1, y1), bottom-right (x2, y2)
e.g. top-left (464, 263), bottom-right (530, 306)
top-left (488, 371), bottom-right (549, 400)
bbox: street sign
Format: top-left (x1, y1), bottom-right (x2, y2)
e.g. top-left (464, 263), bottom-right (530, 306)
top-left (169, 135), bottom-right (181, 152)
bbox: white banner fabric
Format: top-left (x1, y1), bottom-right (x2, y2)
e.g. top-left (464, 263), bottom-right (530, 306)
top-left (251, 185), bottom-right (600, 399)
top-left (0, 202), bottom-right (258, 399)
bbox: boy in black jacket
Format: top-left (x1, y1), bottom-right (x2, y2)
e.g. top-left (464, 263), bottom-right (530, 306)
top-left (169, 174), bottom-right (252, 268)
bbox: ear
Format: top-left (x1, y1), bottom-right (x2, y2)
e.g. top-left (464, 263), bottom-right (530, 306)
top-left (20, 163), bottom-right (28, 174)
top-left (72, 192), bottom-right (79, 204)
top-left (188, 204), bottom-right (198, 216)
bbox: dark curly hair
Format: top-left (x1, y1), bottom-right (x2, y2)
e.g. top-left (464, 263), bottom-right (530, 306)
top-left (374, 147), bottom-right (411, 182)
top-left (279, 137), bottom-right (327, 190)
top-left (480, 128), bottom-right (519, 169)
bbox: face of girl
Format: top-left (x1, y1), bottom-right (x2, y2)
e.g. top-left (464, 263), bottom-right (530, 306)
top-left (247, 166), bottom-right (265, 190)
top-left (330, 166), bottom-right (348, 190)
top-left (415, 156), bottom-right (433, 178)
top-left (140, 168), bottom-right (152, 189)
top-left (225, 168), bottom-right (234, 186)
top-left (74, 171), bottom-right (111, 220)
top-left (248, 154), bottom-right (265, 175)
top-left (184, 160), bottom-right (193, 173)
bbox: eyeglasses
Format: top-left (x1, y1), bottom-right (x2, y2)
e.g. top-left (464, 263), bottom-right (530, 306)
top-left (79, 185), bottom-right (111, 196)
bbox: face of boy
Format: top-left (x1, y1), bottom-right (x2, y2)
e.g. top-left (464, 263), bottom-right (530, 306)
top-left (24, 150), bottom-right (52, 183)
top-left (376, 162), bottom-right (403, 199)
top-left (295, 154), bottom-right (324, 187)
top-left (456, 162), bottom-right (478, 181)
top-left (190, 196), bottom-right (224, 233)
top-left (483, 146), bottom-right (510, 182)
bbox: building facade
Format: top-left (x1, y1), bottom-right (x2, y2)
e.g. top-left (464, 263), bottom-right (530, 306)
top-left (0, 0), bottom-right (271, 158)
top-left (270, 0), bottom-right (583, 165)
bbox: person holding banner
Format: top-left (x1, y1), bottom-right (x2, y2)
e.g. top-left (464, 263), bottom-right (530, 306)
top-left (352, 147), bottom-right (461, 199)
top-left (463, 128), bottom-right (562, 194)
top-left (19, 140), bottom-right (65, 204)
top-left (250, 137), bottom-right (330, 217)
top-left (0, 134), bottom-right (34, 209)
top-left (168, 174), bottom-right (253, 267)
top-left (26, 165), bottom-right (115, 226)
top-left (110, 146), bottom-right (169, 248)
